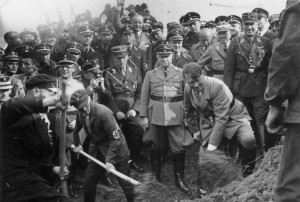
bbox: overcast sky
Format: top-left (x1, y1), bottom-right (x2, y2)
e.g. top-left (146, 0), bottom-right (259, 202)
top-left (0, 0), bottom-right (289, 46)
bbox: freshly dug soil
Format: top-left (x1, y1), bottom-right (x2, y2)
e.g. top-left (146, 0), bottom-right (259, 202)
top-left (199, 146), bottom-right (282, 202)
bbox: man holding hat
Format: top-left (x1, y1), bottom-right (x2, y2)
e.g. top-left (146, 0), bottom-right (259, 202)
top-left (252, 8), bottom-right (277, 40)
top-left (167, 28), bottom-right (193, 69)
top-left (103, 45), bottom-right (145, 172)
top-left (183, 12), bottom-right (202, 50)
top-left (0, 74), bottom-right (67, 202)
top-left (77, 24), bottom-right (105, 69)
top-left (224, 12), bottom-right (273, 153)
top-left (0, 76), bottom-right (13, 108)
top-left (140, 44), bottom-right (194, 192)
top-left (198, 22), bottom-right (232, 81)
top-left (120, 25), bottom-right (148, 78)
top-left (226, 15), bottom-right (242, 39)
top-left (35, 42), bottom-right (58, 76)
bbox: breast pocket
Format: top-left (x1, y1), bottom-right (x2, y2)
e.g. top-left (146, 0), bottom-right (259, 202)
top-left (212, 59), bottom-right (224, 71)
top-left (150, 78), bottom-right (162, 89)
top-left (172, 78), bottom-right (184, 90)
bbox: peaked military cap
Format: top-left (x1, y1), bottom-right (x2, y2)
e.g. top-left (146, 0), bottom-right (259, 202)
top-left (75, 14), bottom-right (89, 23)
top-left (179, 15), bottom-right (186, 25)
top-left (268, 14), bottom-right (280, 25)
top-left (77, 24), bottom-right (94, 35)
top-left (215, 15), bottom-right (227, 24)
top-left (0, 76), bottom-right (13, 90)
top-left (184, 12), bottom-right (201, 24)
top-left (166, 28), bottom-right (184, 41)
top-left (4, 31), bottom-right (19, 41)
top-left (41, 27), bottom-right (57, 38)
top-left (152, 22), bottom-right (164, 31)
top-left (226, 15), bottom-right (242, 24)
top-left (34, 43), bottom-right (52, 55)
top-left (58, 54), bottom-right (77, 65)
top-left (66, 42), bottom-right (82, 54)
top-left (252, 8), bottom-right (269, 18)
top-left (3, 51), bottom-right (19, 62)
top-left (154, 44), bottom-right (174, 57)
top-left (70, 89), bottom-right (89, 109)
top-left (242, 12), bottom-right (258, 23)
top-left (98, 24), bottom-right (114, 34)
top-left (216, 22), bottom-right (232, 32)
top-left (19, 29), bottom-right (38, 40)
top-left (204, 21), bottom-right (216, 28)
top-left (14, 45), bottom-right (35, 58)
top-left (120, 25), bottom-right (135, 35)
top-left (25, 74), bottom-right (57, 90)
top-left (167, 22), bottom-right (181, 32)
top-left (111, 45), bottom-right (128, 58)
top-left (121, 16), bottom-right (132, 25)
top-left (82, 59), bottom-right (101, 71)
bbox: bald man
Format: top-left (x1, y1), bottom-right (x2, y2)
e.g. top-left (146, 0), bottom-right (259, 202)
top-left (132, 14), bottom-right (150, 51)
top-left (189, 28), bottom-right (212, 62)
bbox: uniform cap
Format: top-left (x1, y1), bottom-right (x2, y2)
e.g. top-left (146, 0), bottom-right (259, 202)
top-left (204, 21), bottom-right (216, 28)
top-left (216, 22), bottom-right (232, 32)
top-left (41, 27), bottom-right (57, 38)
top-left (215, 15), bottom-right (227, 24)
top-left (3, 51), bottom-right (19, 62)
top-left (121, 16), bottom-right (132, 25)
top-left (4, 31), bottom-right (19, 41)
top-left (242, 12), bottom-right (258, 23)
top-left (111, 45), bottom-right (128, 58)
top-left (154, 44), bottom-right (174, 57)
top-left (34, 43), bottom-right (52, 55)
top-left (166, 28), bottom-right (184, 41)
top-left (66, 42), bottom-right (82, 54)
top-left (82, 59), bottom-right (101, 71)
top-left (25, 74), bottom-right (57, 90)
top-left (70, 89), bottom-right (89, 109)
top-left (152, 22), bottom-right (164, 31)
top-left (77, 24), bottom-right (95, 35)
top-left (98, 24), bottom-right (114, 34)
top-left (19, 29), bottom-right (38, 41)
top-left (58, 54), bottom-right (77, 65)
top-left (167, 22), bottom-right (181, 32)
top-left (184, 12), bottom-right (201, 24)
top-left (252, 8), bottom-right (269, 18)
top-left (120, 25), bottom-right (135, 35)
top-left (226, 15), bottom-right (242, 24)
top-left (268, 14), bottom-right (280, 25)
top-left (14, 45), bottom-right (35, 58)
top-left (0, 76), bottom-right (13, 90)
top-left (75, 14), bottom-right (89, 23)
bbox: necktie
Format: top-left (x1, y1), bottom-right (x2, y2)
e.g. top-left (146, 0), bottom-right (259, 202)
top-left (163, 68), bottom-right (168, 77)
top-left (224, 48), bottom-right (227, 54)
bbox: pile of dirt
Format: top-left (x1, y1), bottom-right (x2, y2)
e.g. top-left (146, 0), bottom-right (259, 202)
top-left (199, 146), bottom-right (282, 202)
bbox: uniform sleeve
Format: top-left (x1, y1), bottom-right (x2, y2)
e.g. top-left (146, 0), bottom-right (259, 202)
top-left (139, 71), bottom-right (151, 117)
top-left (132, 70), bottom-right (142, 112)
top-left (265, 9), bottom-right (300, 106)
top-left (224, 39), bottom-right (237, 90)
top-left (208, 84), bottom-right (231, 146)
top-left (184, 84), bottom-right (199, 133)
top-left (101, 109), bottom-right (122, 164)
top-left (104, 73), bottom-right (120, 114)
top-left (140, 50), bottom-right (148, 79)
top-left (73, 114), bottom-right (83, 146)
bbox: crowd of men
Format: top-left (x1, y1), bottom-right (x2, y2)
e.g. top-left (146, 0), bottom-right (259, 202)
top-left (0, 0), bottom-right (297, 201)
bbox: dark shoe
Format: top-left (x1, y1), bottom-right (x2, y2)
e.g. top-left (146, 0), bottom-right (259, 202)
top-left (150, 150), bottom-right (162, 182)
top-left (129, 160), bottom-right (144, 172)
top-left (102, 174), bottom-right (117, 188)
top-left (174, 173), bottom-right (190, 193)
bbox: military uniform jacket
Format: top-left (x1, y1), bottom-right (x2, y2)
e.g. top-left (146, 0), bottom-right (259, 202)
top-left (183, 31), bottom-right (200, 50)
top-left (73, 102), bottom-right (130, 164)
top-left (78, 46), bottom-right (105, 69)
top-left (190, 42), bottom-right (207, 62)
top-left (92, 39), bottom-right (119, 69)
top-left (224, 35), bottom-right (272, 97)
top-left (135, 31), bottom-right (150, 52)
top-left (38, 60), bottom-right (58, 77)
top-left (172, 51), bottom-right (193, 69)
top-left (184, 76), bottom-right (251, 146)
top-left (128, 45), bottom-right (148, 78)
top-left (104, 64), bottom-right (142, 114)
top-left (140, 65), bottom-right (185, 126)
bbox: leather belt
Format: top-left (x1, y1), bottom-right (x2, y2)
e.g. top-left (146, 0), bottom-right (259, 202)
top-left (213, 70), bottom-right (224, 75)
top-left (150, 95), bottom-right (183, 103)
top-left (236, 68), bottom-right (263, 74)
top-left (66, 110), bottom-right (78, 115)
top-left (113, 92), bottom-right (134, 99)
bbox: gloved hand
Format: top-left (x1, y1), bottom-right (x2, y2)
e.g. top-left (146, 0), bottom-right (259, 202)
top-left (140, 117), bottom-right (149, 129)
top-left (116, 111), bottom-right (126, 120)
top-left (106, 162), bottom-right (116, 173)
top-left (207, 144), bottom-right (217, 151)
top-left (193, 131), bottom-right (200, 141)
top-left (126, 109), bottom-right (136, 118)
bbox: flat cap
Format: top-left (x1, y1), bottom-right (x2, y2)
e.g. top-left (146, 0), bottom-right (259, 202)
top-left (184, 12), bottom-right (201, 24)
top-left (70, 89), bottom-right (89, 109)
top-left (58, 54), bottom-right (77, 65)
top-left (34, 43), bottom-right (52, 55)
top-left (120, 25), bottom-right (135, 35)
top-left (25, 74), bottom-right (57, 90)
top-left (215, 15), bottom-right (227, 24)
top-left (82, 59), bottom-right (101, 71)
top-left (0, 76), bottom-right (13, 90)
top-left (252, 8), bottom-right (269, 18)
top-left (66, 42), bottom-right (82, 54)
top-left (3, 51), bottom-right (19, 62)
top-left (216, 22), bottom-right (232, 32)
top-left (166, 28), bottom-right (184, 41)
top-left (226, 15), bottom-right (242, 24)
top-left (77, 24), bottom-right (94, 35)
top-left (268, 14), bottom-right (280, 24)
top-left (242, 12), bottom-right (258, 23)
top-left (111, 45), bottom-right (128, 58)
top-left (154, 44), bottom-right (174, 57)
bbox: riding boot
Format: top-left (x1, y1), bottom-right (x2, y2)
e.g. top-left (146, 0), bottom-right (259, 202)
top-left (258, 124), bottom-right (266, 153)
top-left (129, 145), bottom-right (144, 172)
top-left (241, 147), bottom-right (256, 178)
top-left (173, 152), bottom-right (190, 193)
top-left (150, 149), bottom-right (162, 182)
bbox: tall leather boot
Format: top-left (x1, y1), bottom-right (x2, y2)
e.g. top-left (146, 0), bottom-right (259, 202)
top-left (258, 124), bottom-right (266, 152)
top-left (241, 147), bottom-right (256, 178)
top-left (129, 145), bottom-right (144, 172)
top-left (150, 150), bottom-right (162, 182)
top-left (173, 152), bottom-right (190, 193)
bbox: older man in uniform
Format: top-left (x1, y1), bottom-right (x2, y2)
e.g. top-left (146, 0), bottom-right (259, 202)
top-left (0, 74), bottom-right (66, 202)
top-left (71, 90), bottom-right (134, 202)
top-left (197, 22), bottom-right (232, 81)
top-left (224, 12), bottom-right (273, 152)
top-left (103, 45), bottom-right (144, 172)
top-left (140, 44), bottom-right (194, 192)
top-left (183, 12), bottom-right (202, 50)
top-left (189, 28), bottom-right (212, 62)
top-left (167, 28), bottom-right (193, 69)
top-left (226, 15), bottom-right (242, 39)
top-left (252, 8), bottom-right (277, 40)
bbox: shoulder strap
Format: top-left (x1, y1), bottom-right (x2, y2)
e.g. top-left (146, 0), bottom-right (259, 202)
top-left (236, 38), bottom-right (255, 68)
top-left (106, 70), bottom-right (134, 92)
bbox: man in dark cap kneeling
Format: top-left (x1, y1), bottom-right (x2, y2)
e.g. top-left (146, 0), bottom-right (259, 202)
top-left (0, 74), bottom-right (69, 202)
top-left (71, 89), bottom-right (134, 202)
